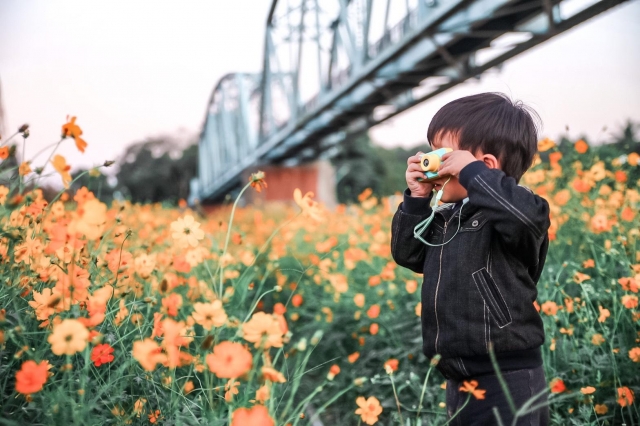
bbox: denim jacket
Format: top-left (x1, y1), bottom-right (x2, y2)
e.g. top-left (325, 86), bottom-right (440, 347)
top-left (391, 161), bottom-right (550, 380)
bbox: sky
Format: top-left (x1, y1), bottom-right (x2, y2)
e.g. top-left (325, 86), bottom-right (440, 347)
top-left (1, 0), bottom-right (639, 189)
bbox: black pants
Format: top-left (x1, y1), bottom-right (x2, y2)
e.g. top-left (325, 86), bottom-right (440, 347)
top-left (445, 365), bottom-right (550, 426)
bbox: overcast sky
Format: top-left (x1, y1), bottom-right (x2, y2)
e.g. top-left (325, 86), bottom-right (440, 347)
top-left (1, 0), bottom-right (639, 189)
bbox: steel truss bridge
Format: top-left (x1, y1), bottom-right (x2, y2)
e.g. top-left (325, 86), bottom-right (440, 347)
top-left (190, 0), bottom-right (628, 203)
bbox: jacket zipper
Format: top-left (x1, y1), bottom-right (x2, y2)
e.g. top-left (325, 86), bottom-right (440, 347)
top-left (434, 219), bottom-right (447, 353)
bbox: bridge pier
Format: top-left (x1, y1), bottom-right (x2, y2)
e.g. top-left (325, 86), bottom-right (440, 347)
top-left (240, 159), bottom-right (338, 211)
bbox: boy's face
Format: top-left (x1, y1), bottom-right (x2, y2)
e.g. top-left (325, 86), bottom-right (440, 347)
top-left (430, 131), bottom-right (487, 204)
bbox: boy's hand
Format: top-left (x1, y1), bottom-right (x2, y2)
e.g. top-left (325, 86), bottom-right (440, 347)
top-left (406, 151), bottom-right (435, 197)
top-left (437, 150), bottom-right (479, 178)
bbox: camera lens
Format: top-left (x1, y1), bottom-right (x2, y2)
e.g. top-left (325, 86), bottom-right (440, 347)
top-left (422, 158), bottom-right (430, 168)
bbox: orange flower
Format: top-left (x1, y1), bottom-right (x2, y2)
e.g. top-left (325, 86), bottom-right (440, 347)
top-left (598, 306), bottom-right (610, 323)
top-left (51, 155), bottom-right (72, 188)
top-left (550, 378), bottom-right (566, 393)
top-left (621, 206), bottom-right (636, 222)
top-left (161, 293), bottom-right (183, 317)
top-left (368, 275), bottom-right (381, 287)
top-left (19, 161), bottom-right (32, 176)
top-left (617, 386), bottom-right (634, 407)
top-left (91, 343), bottom-right (115, 367)
top-left (161, 318), bottom-right (193, 368)
top-left (540, 301), bottom-right (559, 316)
top-left (369, 323), bottom-right (379, 335)
top-left (622, 295), bottom-right (638, 309)
top-left (355, 396), bottom-right (383, 425)
top-left (580, 386), bottom-right (596, 395)
top-left (367, 304), bottom-right (380, 319)
top-left (0, 146), bottom-right (9, 160)
top-left (15, 360), bottom-right (49, 395)
top-left (384, 358), bottom-right (399, 373)
top-left (549, 151), bottom-right (562, 164)
top-left (61, 116), bottom-right (88, 153)
top-left (615, 170), bottom-right (627, 183)
top-left (573, 271), bottom-right (591, 284)
top-left (250, 171), bottom-right (268, 193)
top-left (291, 294), bottom-right (303, 307)
top-left (255, 384), bottom-right (270, 403)
top-left (242, 312), bottom-right (284, 349)
top-left (48, 319), bottom-right (89, 356)
top-left (148, 410), bottom-right (162, 424)
top-left (583, 259), bottom-right (595, 268)
top-left (574, 139), bottom-right (588, 153)
top-left (594, 404), bottom-right (608, 415)
top-left (572, 178), bottom-right (592, 193)
top-left (537, 138), bottom-right (555, 152)
top-left (206, 341), bottom-right (252, 379)
top-left (591, 334), bottom-right (605, 346)
top-left (224, 378), bottom-right (240, 402)
top-left (262, 366), bottom-right (286, 383)
top-left (460, 380), bottom-right (486, 400)
top-left (353, 293), bottom-right (365, 308)
top-left (132, 338), bottom-right (167, 371)
top-left (231, 405), bottom-right (274, 426)
top-left (191, 301), bottom-right (227, 330)
top-left (348, 352), bottom-right (360, 363)
top-left (327, 364), bottom-right (341, 380)
top-left (628, 347), bottom-right (640, 362)
top-left (618, 277), bottom-right (639, 293)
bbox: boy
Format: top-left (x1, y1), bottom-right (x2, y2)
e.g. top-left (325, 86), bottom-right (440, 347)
top-left (391, 92), bottom-right (551, 425)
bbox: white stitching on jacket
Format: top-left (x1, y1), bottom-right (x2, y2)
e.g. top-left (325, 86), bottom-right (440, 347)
top-left (480, 272), bottom-right (512, 327)
top-left (475, 175), bottom-right (541, 238)
top-left (475, 271), bottom-right (507, 325)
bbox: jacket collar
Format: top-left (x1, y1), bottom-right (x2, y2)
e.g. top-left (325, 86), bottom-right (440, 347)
top-left (435, 198), bottom-right (481, 223)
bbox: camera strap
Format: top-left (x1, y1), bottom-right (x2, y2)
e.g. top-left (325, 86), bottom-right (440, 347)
top-left (413, 177), bottom-right (469, 246)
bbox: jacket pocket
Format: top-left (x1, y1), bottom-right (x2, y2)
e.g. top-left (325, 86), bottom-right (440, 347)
top-left (472, 267), bottom-right (512, 328)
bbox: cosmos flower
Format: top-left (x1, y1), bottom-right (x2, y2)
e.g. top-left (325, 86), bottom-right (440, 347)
top-left (170, 215), bottom-right (205, 248)
top-left (355, 396), bottom-right (383, 425)
top-left (47, 319), bottom-right (89, 356)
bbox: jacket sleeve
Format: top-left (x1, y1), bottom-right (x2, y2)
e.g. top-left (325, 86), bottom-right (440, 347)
top-left (390, 187), bottom-right (435, 274)
top-left (458, 161), bottom-right (551, 272)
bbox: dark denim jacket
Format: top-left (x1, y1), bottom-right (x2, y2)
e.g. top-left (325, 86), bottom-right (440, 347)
top-left (391, 161), bottom-right (550, 380)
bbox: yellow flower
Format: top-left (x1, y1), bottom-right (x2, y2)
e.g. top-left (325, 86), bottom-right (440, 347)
top-left (48, 319), bottom-right (89, 355)
top-left (591, 333), bottom-right (605, 346)
top-left (74, 198), bottom-right (108, 240)
top-left (293, 188), bottom-right (324, 222)
top-left (51, 155), bottom-right (72, 188)
top-left (537, 137), bottom-right (556, 152)
top-left (242, 312), bottom-right (284, 349)
top-left (170, 215), bottom-right (205, 248)
top-left (355, 396), bottom-right (383, 425)
top-left (0, 185), bottom-right (8, 204)
top-left (19, 162), bottom-right (32, 176)
top-left (191, 301), bottom-right (227, 330)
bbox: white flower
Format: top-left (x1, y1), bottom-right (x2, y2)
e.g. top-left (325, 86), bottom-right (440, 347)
top-left (170, 215), bottom-right (205, 248)
top-left (617, 154), bottom-right (628, 165)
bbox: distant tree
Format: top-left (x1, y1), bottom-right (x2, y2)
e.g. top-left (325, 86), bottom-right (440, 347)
top-left (70, 168), bottom-right (115, 203)
top-left (329, 133), bottom-right (387, 204)
top-left (114, 135), bottom-right (197, 204)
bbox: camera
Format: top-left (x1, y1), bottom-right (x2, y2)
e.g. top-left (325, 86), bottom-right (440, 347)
top-left (416, 147), bottom-right (453, 182)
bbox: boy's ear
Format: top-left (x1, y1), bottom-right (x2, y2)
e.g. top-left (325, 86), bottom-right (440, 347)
top-left (481, 154), bottom-right (501, 170)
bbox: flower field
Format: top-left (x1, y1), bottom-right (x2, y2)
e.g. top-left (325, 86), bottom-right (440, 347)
top-left (0, 121), bottom-right (639, 425)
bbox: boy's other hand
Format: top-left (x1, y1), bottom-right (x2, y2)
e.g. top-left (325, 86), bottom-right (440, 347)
top-left (406, 151), bottom-right (435, 197)
top-left (437, 150), bottom-right (479, 178)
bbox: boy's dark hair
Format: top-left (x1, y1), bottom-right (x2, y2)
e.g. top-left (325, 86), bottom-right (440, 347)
top-left (427, 92), bottom-right (541, 183)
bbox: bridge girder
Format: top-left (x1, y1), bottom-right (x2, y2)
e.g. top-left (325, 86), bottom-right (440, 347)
top-left (191, 0), bottom-right (629, 204)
